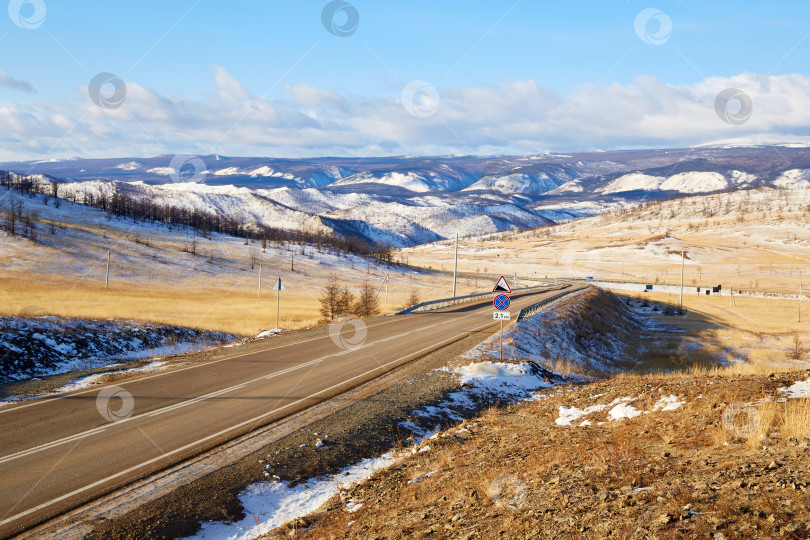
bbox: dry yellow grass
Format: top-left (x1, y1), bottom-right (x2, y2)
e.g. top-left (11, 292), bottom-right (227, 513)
top-left (276, 368), bottom-right (810, 539)
top-left (782, 398), bottom-right (810, 439)
top-left (0, 273), bottom-right (473, 336)
top-left (746, 399), bottom-right (778, 448)
top-left (2, 204), bottom-right (502, 335)
top-left (401, 188), bottom-right (810, 296)
top-left (607, 291), bottom-right (810, 377)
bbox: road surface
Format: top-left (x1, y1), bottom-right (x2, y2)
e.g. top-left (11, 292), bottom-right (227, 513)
top-left (0, 285), bottom-right (578, 537)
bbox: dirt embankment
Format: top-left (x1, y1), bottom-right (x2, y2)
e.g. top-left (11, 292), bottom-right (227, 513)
top-left (276, 369), bottom-right (810, 539)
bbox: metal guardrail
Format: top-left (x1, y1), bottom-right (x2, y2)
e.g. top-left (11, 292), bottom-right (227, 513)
top-left (515, 286), bottom-right (590, 323)
top-left (397, 283), bottom-right (557, 315)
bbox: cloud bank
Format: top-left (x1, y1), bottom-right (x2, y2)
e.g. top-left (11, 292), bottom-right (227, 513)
top-left (2, 67), bottom-right (810, 160)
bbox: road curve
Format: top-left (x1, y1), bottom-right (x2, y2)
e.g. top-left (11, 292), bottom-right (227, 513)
top-left (0, 285), bottom-right (577, 537)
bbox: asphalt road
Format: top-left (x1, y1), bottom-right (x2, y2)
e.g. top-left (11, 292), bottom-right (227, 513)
top-left (0, 285), bottom-right (575, 537)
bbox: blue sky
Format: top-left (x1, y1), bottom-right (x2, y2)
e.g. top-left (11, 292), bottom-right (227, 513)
top-left (2, 1), bottom-right (810, 159)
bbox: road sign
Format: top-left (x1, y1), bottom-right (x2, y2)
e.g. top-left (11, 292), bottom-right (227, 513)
top-left (493, 311), bottom-right (511, 320)
top-left (493, 275), bottom-right (512, 293)
top-left (271, 278), bottom-right (285, 291)
top-left (494, 294), bottom-right (510, 311)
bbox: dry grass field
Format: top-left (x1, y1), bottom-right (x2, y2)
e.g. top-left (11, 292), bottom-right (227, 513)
top-left (402, 187), bottom-right (810, 297)
top-left (0, 197), bottom-right (491, 336)
top-left (617, 291), bottom-right (810, 372)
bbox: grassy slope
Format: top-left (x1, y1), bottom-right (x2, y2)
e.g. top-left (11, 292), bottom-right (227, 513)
top-left (282, 369), bottom-right (810, 539)
top-left (402, 186), bottom-right (810, 296)
top-left (0, 191), bottom-right (492, 335)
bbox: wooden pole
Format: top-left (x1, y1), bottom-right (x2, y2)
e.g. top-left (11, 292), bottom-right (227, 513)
top-left (105, 251), bottom-right (110, 289)
top-left (258, 261), bottom-right (262, 299)
top-left (452, 232), bottom-right (458, 298)
top-left (679, 250), bottom-right (684, 311)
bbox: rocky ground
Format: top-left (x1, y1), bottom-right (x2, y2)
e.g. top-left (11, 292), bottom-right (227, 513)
top-left (268, 369), bottom-right (810, 539)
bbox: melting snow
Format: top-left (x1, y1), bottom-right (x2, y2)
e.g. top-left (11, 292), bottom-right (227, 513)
top-left (189, 453), bottom-right (397, 540)
top-left (653, 395), bottom-right (685, 411)
top-left (450, 361), bottom-right (550, 393)
top-left (55, 361), bottom-right (168, 393)
top-left (556, 404), bottom-right (606, 426)
top-left (557, 394), bottom-right (685, 426)
top-left (780, 378), bottom-right (810, 399)
top-left (607, 401), bottom-right (642, 421)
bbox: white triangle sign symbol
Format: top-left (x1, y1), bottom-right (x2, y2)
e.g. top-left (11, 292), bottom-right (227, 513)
top-left (493, 276), bottom-right (511, 293)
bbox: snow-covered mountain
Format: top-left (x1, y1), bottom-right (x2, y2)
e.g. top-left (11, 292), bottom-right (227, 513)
top-left (4, 145), bottom-right (810, 247)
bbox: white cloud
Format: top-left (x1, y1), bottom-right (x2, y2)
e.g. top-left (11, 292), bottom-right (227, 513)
top-left (2, 68), bottom-right (810, 160)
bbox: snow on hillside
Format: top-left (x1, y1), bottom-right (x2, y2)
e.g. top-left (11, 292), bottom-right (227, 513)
top-left (146, 167), bottom-right (175, 176)
top-left (775, 169), bottom-right (810, 189)
top-left (114, 161), bottom-right (142, 171)
top-left (0, 316), bottom-right (236, 382)
top-left (8, 146), bottom-right (810, 249)
top-left (464, 172), bottom-right (566, 195)
top-left (729, 170), bottom-right (757, 186)
top-left (599, 170), bottom-right (758, 196)
top-left (659, 172), bottom-right (728, 193)
top-left (546, 179), bottom-right (584, 194)
top-left (599, 173), bottom-right (665, 194)
top-left (332, 166), bottom-right (476, 193)
top-left (324, 198), bottom-right (549, 246)
top-left (530, 200), bottom-right (627, 221)
top-left (211, 166), bottom-right (295, 180)
top-left (466, 288), bottom-right (667, 375)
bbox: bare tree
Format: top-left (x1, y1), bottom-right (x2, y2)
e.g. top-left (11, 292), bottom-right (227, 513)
top-left (319, 275), bottom-right (355, 322)
top-left (403, 289), bottom-right (421, 310)
top-left (353, 281), bottom-right (380, 318)
top-left (319, 276), bottom-right (341, 323)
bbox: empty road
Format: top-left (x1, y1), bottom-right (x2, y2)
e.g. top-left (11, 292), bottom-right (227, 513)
top-left (0, 285), bottom-right (577, 537)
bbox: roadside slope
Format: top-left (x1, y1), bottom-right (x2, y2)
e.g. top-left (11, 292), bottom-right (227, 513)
top-left (289, 368), bottom-right (810, 539)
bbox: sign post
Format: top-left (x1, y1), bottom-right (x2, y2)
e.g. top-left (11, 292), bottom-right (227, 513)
top-left (492, 276), bottom-right (512, 362)
top-left (271, 278), bottom-right (285, 330)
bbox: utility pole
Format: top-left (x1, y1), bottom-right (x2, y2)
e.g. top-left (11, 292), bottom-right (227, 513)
top-left (452, 232), bottom-right (459, 298)
top-left (257, 261), bottom-right (262, 299)
top-left (678, 250), bottom-right (686, 313)
top-left (291, 252), bottom-right (294, 272)
top-left (105, 251), bottom-right (110, 289)
top-left (374, 271), bottom-right (390, 303)
top-left (800, 278), bottom-right (803, 323)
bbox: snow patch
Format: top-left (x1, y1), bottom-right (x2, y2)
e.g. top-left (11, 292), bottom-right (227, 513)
top-left (780, 378), bottom-right (810, 399)
top-left (607, 401), bottom-right (642, 421)
top-left (653, 395), bottom-right (685, 411)
top-left (189, 452), bottom-right (397, 540)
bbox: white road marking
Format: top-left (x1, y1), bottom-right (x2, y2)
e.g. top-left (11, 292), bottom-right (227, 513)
top-left (0, 310), bottom-right (519, 529)
top-left (0, 302), bottom-right (502, 465)
top-left (0, 314), bottom-right (410, 415)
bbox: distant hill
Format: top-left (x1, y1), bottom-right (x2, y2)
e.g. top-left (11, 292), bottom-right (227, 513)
top-left (4, 145), bottom-right (810, 247)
